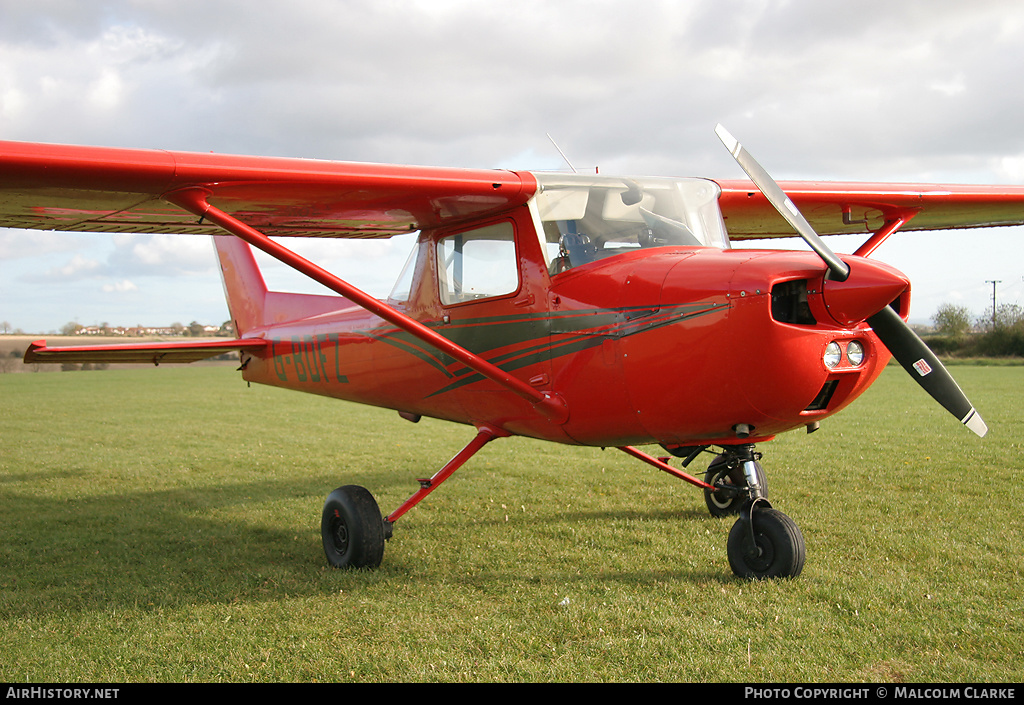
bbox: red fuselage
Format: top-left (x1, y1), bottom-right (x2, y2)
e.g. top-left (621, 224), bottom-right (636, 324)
top-left (236, 208), bottom-right (907, 449)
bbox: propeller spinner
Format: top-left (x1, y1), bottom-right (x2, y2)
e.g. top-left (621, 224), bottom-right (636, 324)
top-left (715, 124), bottom-right (987, 437)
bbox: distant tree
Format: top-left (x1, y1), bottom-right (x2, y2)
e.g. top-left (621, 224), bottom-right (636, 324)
top-left (0, 321), bottom-right (10, 334)
top-left (188, 320), bottom-right (205, 337)
top-left (932, 303), bottom-right (972, 341)
top-left (976, 303), bottom-right (1024, 333)
top-left (60, 321), bottom-right (82, 336)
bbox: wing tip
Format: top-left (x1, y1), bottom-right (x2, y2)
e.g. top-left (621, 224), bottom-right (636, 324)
top-left (24, 339), bottom-right (47, 363)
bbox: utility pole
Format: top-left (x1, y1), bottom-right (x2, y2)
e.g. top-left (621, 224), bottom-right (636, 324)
top-left (986, 280), bottom-right (1002, 329)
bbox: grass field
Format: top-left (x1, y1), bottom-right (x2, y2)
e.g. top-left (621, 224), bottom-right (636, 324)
top-left (0, 364), bottom-right (1021, 682)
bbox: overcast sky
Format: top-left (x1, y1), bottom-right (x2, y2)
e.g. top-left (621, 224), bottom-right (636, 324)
top-left (2, 0), bottom-right (1023, 333)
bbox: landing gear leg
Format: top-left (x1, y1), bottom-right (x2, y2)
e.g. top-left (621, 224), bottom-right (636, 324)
top-left (719, 445), bottom-right (805, 579)
top-left (622, 443), bottom-right (806, 579)
top-left (703, 450), bottom-right (769, 517)
top-left (320, 426), bottom-right (505, 570)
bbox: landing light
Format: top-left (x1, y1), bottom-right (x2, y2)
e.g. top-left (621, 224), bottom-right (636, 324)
top-left (823, 342), bottom-right (842, 368)
top-left (846, 340), bottom-right (865, 367)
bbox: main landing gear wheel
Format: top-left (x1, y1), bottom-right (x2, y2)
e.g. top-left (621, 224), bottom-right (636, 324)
top-left (727, 506), bottom-right (805, 580)
top-left (704, 455), bottom-right (768, 517)
top-left (321, 485), bottom-right (386, 569)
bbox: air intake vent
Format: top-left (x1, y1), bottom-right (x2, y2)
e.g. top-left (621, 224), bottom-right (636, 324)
top-left (805, 380), bottom-right (838, 411)
top-left (771, 279), bottom-right (816, 325)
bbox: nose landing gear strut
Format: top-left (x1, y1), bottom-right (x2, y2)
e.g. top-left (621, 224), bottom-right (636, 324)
top-left (650, 442), bottom-right (806, 580)
top-left (713, 444), bottom-right (805, 579)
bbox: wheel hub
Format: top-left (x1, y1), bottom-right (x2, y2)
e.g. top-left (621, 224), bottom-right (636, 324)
top-left (745, 534), bottom-right (775, 571)
top-left (331, 516), bottom-right (349, 552)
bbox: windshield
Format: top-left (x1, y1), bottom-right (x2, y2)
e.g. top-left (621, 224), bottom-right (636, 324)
top-left (532, 174), bottom-right (728, 273)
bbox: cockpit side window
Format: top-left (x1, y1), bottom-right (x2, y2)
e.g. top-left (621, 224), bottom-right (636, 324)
top-left (437, 221), bottom-right (519, 305)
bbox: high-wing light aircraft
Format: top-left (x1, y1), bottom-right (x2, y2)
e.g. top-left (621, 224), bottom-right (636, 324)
top-left (3, 126), bottom-right (1018, 579)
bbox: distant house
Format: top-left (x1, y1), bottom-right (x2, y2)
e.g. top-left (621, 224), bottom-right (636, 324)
top-left (76, 325), bottom-right (128, 336)
top-left (73, 324), bottom-right (223, 337)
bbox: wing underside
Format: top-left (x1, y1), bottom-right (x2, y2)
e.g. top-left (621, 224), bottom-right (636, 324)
top-left (0, 141), bottom-right (536, 238)
top-left (2, 140), bottom-right (1024, 242)
top-left (714, 179), bottom-right (1024, 239)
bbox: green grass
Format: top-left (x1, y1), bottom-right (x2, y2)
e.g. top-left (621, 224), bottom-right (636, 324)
top-left (0, 365), bottom-right (1021, 682)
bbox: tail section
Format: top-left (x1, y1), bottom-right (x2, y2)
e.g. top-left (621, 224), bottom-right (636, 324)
top-left (212, 234), bottom-right (268, 335)
top-left (212, 234), bottom-right (351, 333)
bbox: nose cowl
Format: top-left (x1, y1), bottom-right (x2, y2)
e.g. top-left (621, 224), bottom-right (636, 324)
top-left (822, 257), bottom-right (910, 327)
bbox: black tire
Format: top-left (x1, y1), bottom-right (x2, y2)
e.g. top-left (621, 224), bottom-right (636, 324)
top-left (704, 456), bottom-right (768, 517)
top-left (321, 485), bottom-right (385, 569)
top-left (727, 507), bottom-right (805, 580)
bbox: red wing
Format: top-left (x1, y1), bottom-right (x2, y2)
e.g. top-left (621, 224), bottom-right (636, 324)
top-left (5, 139), bottom-right (1023, 241)
top-left (24, 338), bottom-right (269, 365)
top-left (714, 179), bottom-right (1024, 239)
top-left (0, 141), bottom-right (537, 238)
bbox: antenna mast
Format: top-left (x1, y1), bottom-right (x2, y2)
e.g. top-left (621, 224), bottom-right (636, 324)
top-left (546, 134), bottom-right (578, 174)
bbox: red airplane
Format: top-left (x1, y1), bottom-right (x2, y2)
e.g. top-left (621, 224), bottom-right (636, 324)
top-left (2, 126), bottom-right (1018, 579)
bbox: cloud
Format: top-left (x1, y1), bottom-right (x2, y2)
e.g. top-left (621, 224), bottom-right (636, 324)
top-left (100, 279), bottom-right (137, 293)
top-left (0, 230), bottom-right (93, 259)
top-left (40, 253), bottom-right (102, 281)
top-left (19, 234), bottom-right (215, 284)
top-left (996, 154), bottom-right (1024, 182)
top-left (107, 234), bottom-right (216, 276)
top-left (3, 1), bottom-right (1024, 330)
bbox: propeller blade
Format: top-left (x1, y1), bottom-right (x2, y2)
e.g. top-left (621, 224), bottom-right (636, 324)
top-left (867, 305), bottom-right (987, 437)
top-left (715, 124), bottom-right (850, 282)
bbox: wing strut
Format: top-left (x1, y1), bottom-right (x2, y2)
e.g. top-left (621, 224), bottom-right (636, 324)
top-left (853, 212), bottom-right (918, 258)
top-left (162, 187), bottom-right (568, 425)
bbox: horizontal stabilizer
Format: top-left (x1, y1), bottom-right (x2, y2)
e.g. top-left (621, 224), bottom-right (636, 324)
top-left (24, 338), bottom-right (268, 366)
